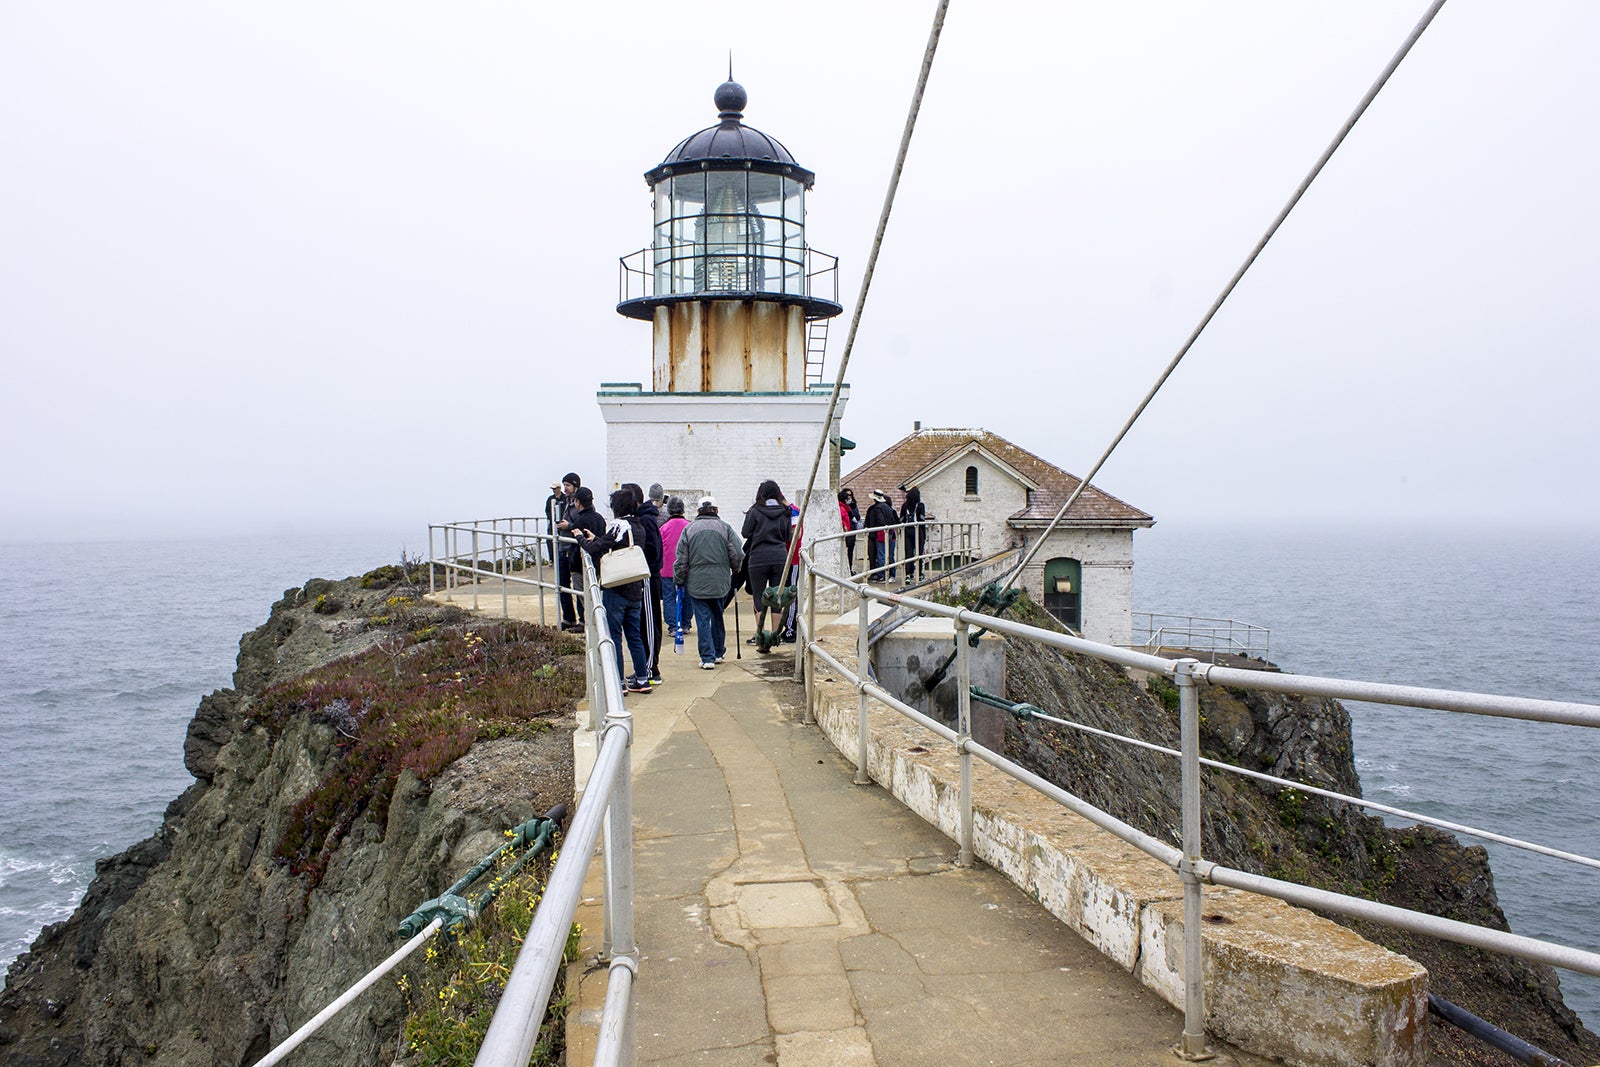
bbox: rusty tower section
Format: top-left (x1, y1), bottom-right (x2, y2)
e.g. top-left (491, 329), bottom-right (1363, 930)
top-left (616, 78), bottom-right (843, 392)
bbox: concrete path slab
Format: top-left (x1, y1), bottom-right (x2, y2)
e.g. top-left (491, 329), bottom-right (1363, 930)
top-left (553, 607), bottom-right (1276, 1067)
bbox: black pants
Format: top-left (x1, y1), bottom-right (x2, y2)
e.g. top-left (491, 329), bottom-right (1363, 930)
top-left (748, 559), bottom-right (785, 613)
top-left (558, 550), bottom-right (582, 626)
top-left (648, 575), bottom-right (664, 676)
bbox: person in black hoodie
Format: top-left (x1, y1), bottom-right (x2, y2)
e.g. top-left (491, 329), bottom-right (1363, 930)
top-left (552, 472), bottom-right (584, 630)
top-left (741, 479), bottom-right (793, 626)
top-left (633, 482), bottom-right (667, 684)
top-left (898, 484), bottom-right (926, 583)
top-left (564, 487), bottom-right (607, 627)
top-left (575, 488), bottom-right (653, 693)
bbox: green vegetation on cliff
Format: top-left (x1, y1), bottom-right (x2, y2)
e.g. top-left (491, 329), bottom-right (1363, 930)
top-left (249, 603), bottom-right (584, 885)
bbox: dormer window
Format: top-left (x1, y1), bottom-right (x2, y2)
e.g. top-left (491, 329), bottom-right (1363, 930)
top-left (965, 465), bottom-right (979, 498)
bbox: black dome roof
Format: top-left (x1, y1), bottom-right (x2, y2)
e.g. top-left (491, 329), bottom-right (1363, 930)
top-left (645, 80), bottom-right (815, 188)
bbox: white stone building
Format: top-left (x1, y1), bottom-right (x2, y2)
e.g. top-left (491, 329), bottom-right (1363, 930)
top-left (843, 427), bottom-right (1155, 646)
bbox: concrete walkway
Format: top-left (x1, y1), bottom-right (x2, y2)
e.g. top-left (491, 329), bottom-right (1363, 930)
top-left (435, 581), bottom-right (1269, 1065)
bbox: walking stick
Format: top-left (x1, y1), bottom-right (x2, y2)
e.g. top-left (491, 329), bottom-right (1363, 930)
top-left (733, 595), bottom-right (742, 659)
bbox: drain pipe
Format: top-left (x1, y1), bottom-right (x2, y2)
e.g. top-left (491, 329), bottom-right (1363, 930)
top-left (1427, 994), bottom-right (1573, 1066)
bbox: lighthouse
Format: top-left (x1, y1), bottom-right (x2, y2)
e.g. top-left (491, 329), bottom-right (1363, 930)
top-left (601, 77), bottom-right (849, 573)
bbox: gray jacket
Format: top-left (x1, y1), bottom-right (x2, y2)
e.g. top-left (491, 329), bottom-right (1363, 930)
top-left (674, 512), bottom-right (744, 600)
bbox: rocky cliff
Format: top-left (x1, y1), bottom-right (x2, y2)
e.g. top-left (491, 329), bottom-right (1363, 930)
top-left (996, 603), bottom-right (1600, 1067)
top-left (0, 569), bottom-right (579, 1067)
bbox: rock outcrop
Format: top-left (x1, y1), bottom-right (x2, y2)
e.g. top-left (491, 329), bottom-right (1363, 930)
top-left (1002, 629), bottom-right (1600, 1067)
top-left (0, 571), bottom-right (575, 1067)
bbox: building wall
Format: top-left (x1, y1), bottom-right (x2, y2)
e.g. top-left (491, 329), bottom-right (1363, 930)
top-left (892, 453), bottom-right (1028, 558)
top-left (598, 388), bottom-right (849, 593)
top-left (1013, 527), bottom-right (1136, 646)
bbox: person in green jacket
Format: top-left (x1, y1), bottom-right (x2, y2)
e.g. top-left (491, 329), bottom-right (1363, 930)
top-left (674, 496), bottom-right (745, 669)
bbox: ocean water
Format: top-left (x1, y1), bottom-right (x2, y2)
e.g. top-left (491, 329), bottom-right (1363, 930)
top-left (1137, 520), bottom-right (1600, 1025)
top-left (0, 530), bottom-right (409, 986)
top-left (0, 524), bottom-right (1595, 1027)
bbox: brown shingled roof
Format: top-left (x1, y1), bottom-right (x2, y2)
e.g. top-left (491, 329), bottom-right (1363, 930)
top-left (842, 428), bottom-right (1154, 527)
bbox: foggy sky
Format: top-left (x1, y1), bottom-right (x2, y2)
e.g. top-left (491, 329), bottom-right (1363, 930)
top-left (4, 2), bottom-right (1598, 541)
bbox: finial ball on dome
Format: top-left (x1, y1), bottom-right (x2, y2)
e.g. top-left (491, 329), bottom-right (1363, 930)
top-left (714, 79), bottom-right (747, 116)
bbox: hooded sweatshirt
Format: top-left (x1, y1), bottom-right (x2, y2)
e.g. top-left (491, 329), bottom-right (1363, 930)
top-left (741, 501), bottom-right (793, 569)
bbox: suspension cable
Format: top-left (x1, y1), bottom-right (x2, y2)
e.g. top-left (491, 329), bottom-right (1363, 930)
top-left (1001, 0), bottom-right (1448, 594)
top-left (795, 0), bottom-right (951, 551)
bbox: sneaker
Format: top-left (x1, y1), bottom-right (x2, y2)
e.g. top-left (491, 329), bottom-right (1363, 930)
top-left (746, 636), bottom-right (758, 645)
top-left (649, 675), bottom-right (664, 686)
top-left (625, 679), bottom-right (652, 693)
top-left (715, 654), bottom-right (726, 663)
top-left (701, 661), bottom-right (716, 670)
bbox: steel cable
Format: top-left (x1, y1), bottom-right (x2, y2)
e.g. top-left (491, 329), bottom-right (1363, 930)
top-left (1001, 0), bottom-right (1449, 594)
top-left (795, 0), bottom-right (951, 552)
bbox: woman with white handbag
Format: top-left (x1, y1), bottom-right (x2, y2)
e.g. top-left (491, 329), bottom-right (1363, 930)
top-left (575, 488), bottom-right (654, 694)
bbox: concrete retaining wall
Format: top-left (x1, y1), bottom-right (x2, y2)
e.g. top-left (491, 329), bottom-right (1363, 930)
top-left (808, 619), bottom-right (1428, 1067)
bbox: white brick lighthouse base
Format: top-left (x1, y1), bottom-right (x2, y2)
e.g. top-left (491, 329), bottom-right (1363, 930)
top-left (597, 385), bottom-right (851, 591)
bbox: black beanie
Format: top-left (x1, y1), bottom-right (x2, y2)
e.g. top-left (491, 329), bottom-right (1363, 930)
top-left (563, 472), bottom-right (581, 487)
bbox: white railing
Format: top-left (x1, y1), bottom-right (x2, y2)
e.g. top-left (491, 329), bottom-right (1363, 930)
top-left (1131, 611), bottom-right (1271, 662)
top-left (421, 529), bottom-right (638, 1067)
top-left (838, 519), bottom-right (980, 587)
top-left (429, 518), bottom-right (568, 624)
top-left (791, 528), bottom-right (1600, 1060)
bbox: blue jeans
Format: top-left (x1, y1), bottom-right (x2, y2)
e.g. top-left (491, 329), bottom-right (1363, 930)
top-left (869, 535), bottom-right (896, 581)
top-left (602, 590), bottom-right (649, 683)
top-left (689, 595), bottom-right (727, 665)
top-left (665, 581), bottom-right (691, 632)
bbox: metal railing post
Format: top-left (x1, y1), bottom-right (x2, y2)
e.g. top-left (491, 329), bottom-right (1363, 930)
top-left (1174, 657), bottom-right (1210, 1060)
top-left (471, 530), bottom-right (480, 611)
top-left (803, 567), bottom-right (818, 725)
top-left (792, 556), bottom-right (807, 682)
top-left (428, 526), bottom-right (436, 596)
top-left (855, 586), bottom-right (871, 785)
top-left (537, 533), bottom-right (546, 627)
top-left (445, 527), bottom-right (455, 600)
top-left (602, 704), bottom-right (637, 964)
top-left (956, 619), bottom-right (974, 867)
top-left (501, 534), bottom-right (509, 619)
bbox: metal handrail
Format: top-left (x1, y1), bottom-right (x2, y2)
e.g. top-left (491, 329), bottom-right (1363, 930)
top-left (474, 551), bottom-right (637, 1067)
top-left (791, 543), bottom-right (1600, 1058)
top-left (1132, 611), bottom-right (1271, 661)
top-left (619, 245), bottom-right (839, 307)
top-left (429, 519), bottom-right (573, 624)
top-left (830, 518), bottom-right (981, 587)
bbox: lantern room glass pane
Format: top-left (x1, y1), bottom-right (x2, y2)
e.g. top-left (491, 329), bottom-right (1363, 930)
top-left (646, 168), bottom-right (818, 300)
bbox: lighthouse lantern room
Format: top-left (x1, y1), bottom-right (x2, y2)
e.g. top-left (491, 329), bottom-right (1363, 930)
top-left (616, 78), bottom-right (843, 393)
top-left (602, 78), bottom-right (849, 578)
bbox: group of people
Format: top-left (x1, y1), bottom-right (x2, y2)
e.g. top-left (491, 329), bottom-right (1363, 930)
top-left (837, 484), bottom-right (926, 583)
top-left (545, 474), bottom-right (804, 692)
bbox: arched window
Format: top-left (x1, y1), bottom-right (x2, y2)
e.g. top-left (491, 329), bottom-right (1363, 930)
top-left (964, 465), bottom-right (979, 497)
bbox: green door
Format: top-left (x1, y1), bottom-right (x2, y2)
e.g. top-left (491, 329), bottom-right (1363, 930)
top-left (1042, 558), bottom-right (1082, 631)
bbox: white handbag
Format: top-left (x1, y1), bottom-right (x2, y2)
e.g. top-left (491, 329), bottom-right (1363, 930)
top-left (600, 525), bottom-right (650, 588)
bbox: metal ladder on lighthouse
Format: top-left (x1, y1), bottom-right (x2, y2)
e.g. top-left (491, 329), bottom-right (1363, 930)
top-left (804, 319), bottom-right (829, 388)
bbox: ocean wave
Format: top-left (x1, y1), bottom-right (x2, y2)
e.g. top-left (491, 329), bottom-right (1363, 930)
top-left (0, 849), bottom-right (80, 887)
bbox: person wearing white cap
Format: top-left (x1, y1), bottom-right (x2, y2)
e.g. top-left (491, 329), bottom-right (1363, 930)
top-left (674, 496), bottom-right (744, 668)
top-left (864, 489), bottom-right (899, 582)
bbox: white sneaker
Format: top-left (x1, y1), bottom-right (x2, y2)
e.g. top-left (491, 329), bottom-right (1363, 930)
top-left (715, 654), bottom-right (726, 663)
top-left (701, 661), bottom-right (715, 670)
